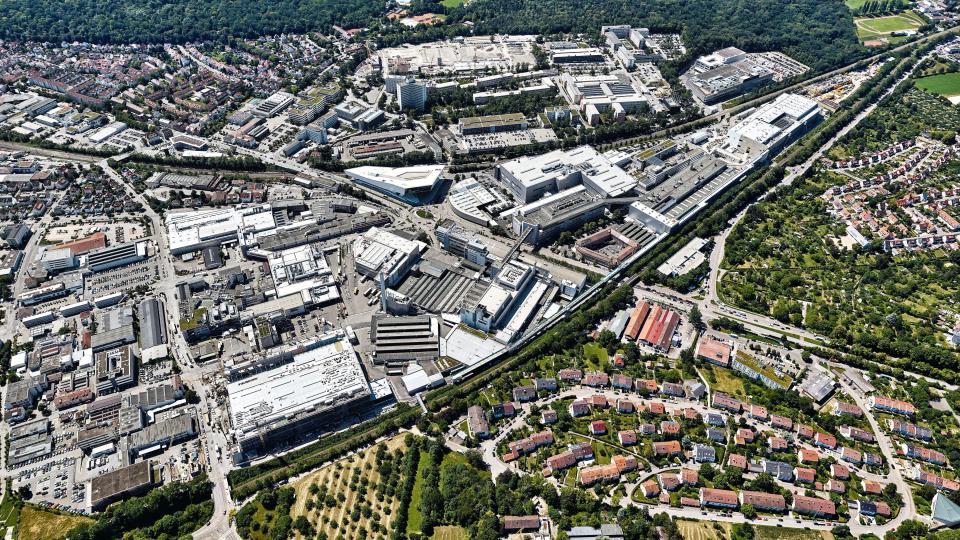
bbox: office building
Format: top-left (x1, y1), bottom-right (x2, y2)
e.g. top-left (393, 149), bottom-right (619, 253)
top-left (459, 113), bottom-right (528, 135)
top-left (396, 79), bottom-right (428, 111)
top-left (87, 240), bottom-right (149, 272)
top-left (94, 345), bottom-right (138, 394)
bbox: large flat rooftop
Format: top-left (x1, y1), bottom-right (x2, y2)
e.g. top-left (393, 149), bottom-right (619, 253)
top-left (226, 333), bottom-right (370, 438)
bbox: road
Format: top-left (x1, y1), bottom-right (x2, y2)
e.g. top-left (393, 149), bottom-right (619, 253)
top-left (98, 158), bottom-right (239, 536)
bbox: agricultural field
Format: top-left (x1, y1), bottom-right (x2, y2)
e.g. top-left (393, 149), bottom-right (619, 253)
top-left (677, 519), bottom-right (835, 540)
top-left (289, 435), bottom-right (409, 540)
top-left (16, 506), bottom-right (93, 540)
top-left (915, 72), bottom-right (960, 100)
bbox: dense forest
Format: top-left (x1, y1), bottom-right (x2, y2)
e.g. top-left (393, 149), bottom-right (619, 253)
top-left (449, 0), bottom-right (864, 71)
top-left (0, 0), bottom-right (863, 73)
top-left (0, 0), bottom-right (382, 44)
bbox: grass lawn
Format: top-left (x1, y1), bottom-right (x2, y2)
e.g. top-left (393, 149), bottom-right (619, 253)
top-left (915, 72), bottom-right (960, 97)
top-left (440, 0), bottom-right (464, 7)
top-left (432, 525), bottom-right (467, 540)
top-left (844, 0), bottom-right (870, 8)
top-left (855, 11), bottom-right (923, 41)
top-left (583, 342), bottom-right (609, 368)
top-left (16, 506), bottom-right (92, 540)
top-left (706, 365), bottom-right (747, 399)
top-left (406, 450), bottom-right (430, 534)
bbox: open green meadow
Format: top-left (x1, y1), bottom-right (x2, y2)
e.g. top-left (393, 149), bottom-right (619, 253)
top-left (915, 72), bottom-right (960, 98)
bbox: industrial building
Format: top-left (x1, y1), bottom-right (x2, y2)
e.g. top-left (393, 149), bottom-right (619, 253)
top-left (721, 93), bottom-right (823, 161)
top-left (137, 298), bottom-right (166, 349)
top-left (446, 179), bottom-right (511, 226)
top-left (226, 332), bottom-right (371, 460)
top-left (435, 221), bottom-right (489, 266)
top-left (370, 314), bottom-right (440, 364)
top-left (89, 460), bottom-right (156, 510)
top-left (267, 244), bottom-right (339, 303)
top-left (351, 228), bottom-right (424, 287)
top-left (40, 247), bottom-right (78, 273)
top-left (164, 205), bottom-right (277, 254)
top-left (497, 146), bottom-right (636, 204)
top-left (459, 260), bottom-right (554, 342)
top-left (509, 186), bottom-right (607, 246)
top-left (682, 48), bottom-right (807, 105)
top-left (124, 412), bottom-right (198, 464)
top-left (344, 164), bottom-right (445, 205)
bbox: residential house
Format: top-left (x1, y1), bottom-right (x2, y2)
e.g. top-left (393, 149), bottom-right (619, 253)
top-left (739, 491), bottom-right (786, 512)
top-left (792, 496), bottom-right (836, 517)
top-left (699, 488), bottom-right (739, 509)
top-left (794, 467), bottom-right (816, 484)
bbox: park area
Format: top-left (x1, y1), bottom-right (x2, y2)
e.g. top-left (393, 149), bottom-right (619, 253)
top-left (855, 11), bottom-right (924, 43)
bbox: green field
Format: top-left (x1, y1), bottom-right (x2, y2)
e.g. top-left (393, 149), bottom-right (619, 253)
top-left (855, 11), bottom-right (924, 41)
top-left (915, 72), bottom-right (960, 97)
top-left (440, 0), bottom-right (464, 7)
top-left (406, 450), bottom-right (430, 534)
top-left (16, 506), bottom-right (93, 540)
top-left (844, 0), bottom-right (870, 9)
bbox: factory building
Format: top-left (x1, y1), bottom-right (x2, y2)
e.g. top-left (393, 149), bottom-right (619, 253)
top-left (370, 314), bottom-right (440, 364)
top-left (352, 228), bottom-right (424, 287)
top-left (497, 146), bottom-right (635, 204)
top-left (436, 221), bottom-right (489, 266)
top-left (225, 332), bottom-right (371, 461)
top-left (89, 460), bottom-right (156, 511)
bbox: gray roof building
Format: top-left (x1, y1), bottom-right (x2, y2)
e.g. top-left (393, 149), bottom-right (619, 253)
top-left (137, 298), bottom-right (167, 350)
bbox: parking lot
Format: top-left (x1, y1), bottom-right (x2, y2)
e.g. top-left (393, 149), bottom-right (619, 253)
top-left (85, 258), bottom-right (160, 297)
